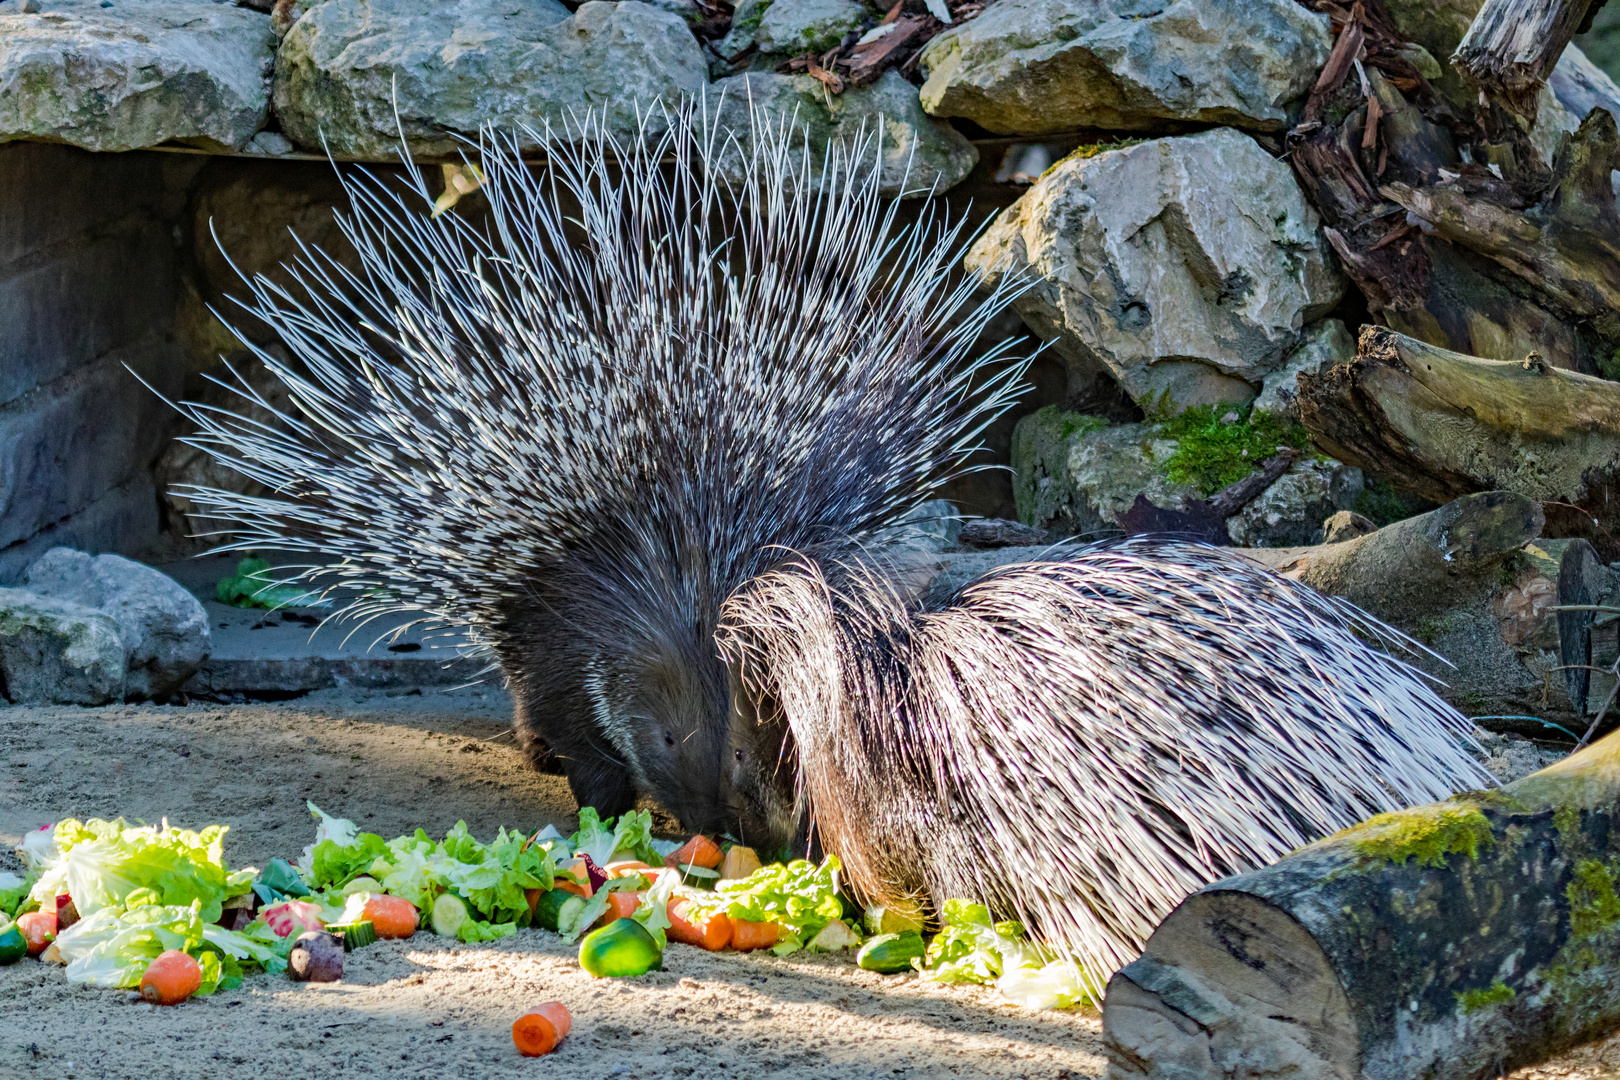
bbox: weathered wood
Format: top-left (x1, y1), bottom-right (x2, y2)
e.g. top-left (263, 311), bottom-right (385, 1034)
top-left (1298, 325), bottom-right (1620, 559)
top-left (1103, 728), bottom-right (1620, 1080)
top-left (1453, 0), bottom-right (1601, 118)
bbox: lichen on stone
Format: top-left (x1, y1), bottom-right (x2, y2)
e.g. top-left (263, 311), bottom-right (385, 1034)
top-left (1345, 800), bottom-right (1494, 869)
top-left (1455, 980), bottom-right (1515, 1014)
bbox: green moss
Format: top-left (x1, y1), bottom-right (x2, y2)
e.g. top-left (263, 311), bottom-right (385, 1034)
top-left (1050, 138), bottom-right (1149, 176)
top-left (1567, 859), bottom-right (1620, 939)
top-left (1153, 404), bottom-right (1311, 497)
top-left (1555, 805), bottom-right (1584, 853)
top-left (1455, 980), bottom-right (1516, 1014)
top-left (1354, 479), bottom-right (1431, 527)
top-left (1413, 613), bottom-right (1460, 646)
top-left (1349, 801), bottom-right (1495, 869)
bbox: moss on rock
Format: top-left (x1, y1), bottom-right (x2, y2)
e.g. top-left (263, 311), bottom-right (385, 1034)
top-left (1344, 800), bottom-right (1494, 869)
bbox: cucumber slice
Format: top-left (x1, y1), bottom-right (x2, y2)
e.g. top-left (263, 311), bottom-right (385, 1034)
top-left (676, 863), bottom-right (721, 880)
top-left (325, 920), bottom-right (377, 951)
top-left (431, 894), bottom-right (470, 938)
top-left (0, 924), bottom-right (24, 965)
top-left (532, 888), bottom-right (585, 933)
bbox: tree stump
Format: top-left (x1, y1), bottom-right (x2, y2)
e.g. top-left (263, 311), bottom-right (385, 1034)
top-left (1103, 729), bottom-right (1620, 1080)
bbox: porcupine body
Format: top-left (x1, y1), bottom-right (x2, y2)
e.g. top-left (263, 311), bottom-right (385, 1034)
top-left (717, 537), bottom-right (1497, 998)
top-left (166, 106), bottom-right (1028, 831)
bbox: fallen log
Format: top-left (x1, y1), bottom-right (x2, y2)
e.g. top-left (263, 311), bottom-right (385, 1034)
top-left (1453, 0), bottom-right (1606, 119)
top-left (1102, 726), bottom-right (1620, 1080)
top-left (1298, 325), bottom-right (1620, 559)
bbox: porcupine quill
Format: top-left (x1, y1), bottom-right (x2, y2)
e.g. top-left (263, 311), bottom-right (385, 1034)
top-left (718, 538), bottom-right (1497, 1000)
top-left (157, 101), bottom-right (1032, 831)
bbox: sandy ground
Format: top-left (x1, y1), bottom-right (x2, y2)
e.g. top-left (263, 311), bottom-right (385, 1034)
top-left (0, 689), bottom-right (1106, 1080)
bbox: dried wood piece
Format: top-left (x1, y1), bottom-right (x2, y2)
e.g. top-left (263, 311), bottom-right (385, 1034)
top-left (1453, 0), bottom-right (1603, 118)
top-left (1298, 325), bottom-right (1620, 558)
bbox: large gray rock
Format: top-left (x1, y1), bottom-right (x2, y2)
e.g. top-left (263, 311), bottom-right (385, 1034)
top-left (1252, 318), bottom-right (1356, 423)
top-left (966, 129), bottom-right (1344, 410)
top-left (755, 0), bottom-right (866, 56)
top-left (708, 71), bottom-right (978, 198)
top-left (1011, 405), bottom-right (1360, 546)
top-left (0, 0), bottom-right (275, 152)
top-left (1224, 457), bottom-right (1362, 548)
top-left (274, 0), bottom-right (709, 159)
top-left (1011, 409), bottom-right (1196, 537)
top-left (0, 588), bottom-right (125, 705)
top-left (24, 549), bottom-right (210, 701)
top-left (917, 0), bottom-right (1331, 136)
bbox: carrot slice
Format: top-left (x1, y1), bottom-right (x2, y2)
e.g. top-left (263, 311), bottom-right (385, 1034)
top-left (663, 835), bottom-right (722, 870)
top-left (729, 919), bottom-right (781, 952)
top-left (604, 890), bottom-right (643, 924)
top-left (605, 861), bottom-right (656, 878)
top-left (361, 894), bottom-right (418, 939)
top-left (512, 1010), bottom-right (559, 1056)
top-left (140, 950), bottom-right (202, 1005)
top-left (668, 899), bottom-right (733, 951)
top-left (533, 1001), bottom-right (571, 1039)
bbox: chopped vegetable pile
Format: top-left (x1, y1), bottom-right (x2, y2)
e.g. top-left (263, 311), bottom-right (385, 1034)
top-left (0, 805), bottom-right (1090, 1014)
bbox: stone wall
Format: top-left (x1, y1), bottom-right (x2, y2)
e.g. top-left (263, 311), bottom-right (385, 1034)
top-left (0, 142), bottom-right (198, 581)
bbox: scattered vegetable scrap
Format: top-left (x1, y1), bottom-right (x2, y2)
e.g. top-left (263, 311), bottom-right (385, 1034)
top-left (139, 949), bottom-right (203, 1005)
top-left (512, 1001), bottom-right (572, 1056)
top-left (0, 805), bottom-right (1089, 1013)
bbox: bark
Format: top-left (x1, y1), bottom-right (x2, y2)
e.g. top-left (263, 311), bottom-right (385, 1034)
top-left (1454, 0), bottom-right (1603, 118)
top-left (1297, 325), bottom-right (1620, 560)
top-left (1102, 728), bottom-right (1620, 1080)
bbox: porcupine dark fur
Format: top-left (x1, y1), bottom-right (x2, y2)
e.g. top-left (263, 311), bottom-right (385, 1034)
top-left (164, 105), bottom-right (1030, 831)
top-left (716, 537), bottom-right (1497, 998)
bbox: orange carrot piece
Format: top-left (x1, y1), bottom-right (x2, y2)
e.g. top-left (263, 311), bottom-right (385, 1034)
top-left (533, 1001), bottom-right (571, 1039)
top-left (361, 894), bottom-right (418, 939)
top-left (604, 890), bottom-right (643, 923)
top-left (668, 899), bottom-right (733, 951)
top-left (663, 835), bottom-right (722, 870)
top-left (729, 919), bottom-right (781, 952)
top-left (555, 876), bottom-right (590, 899)
top-left (512, 1011), bottom-right (560, 1056)
top-left (605, 861), bottom-right (656, 878)
top-left (140, 949), bottom-right (202, 1005)
top-left (16, 911), bottom-right (55, 956)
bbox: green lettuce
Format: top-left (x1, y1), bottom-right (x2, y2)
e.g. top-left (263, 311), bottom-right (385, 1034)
top-left (558, 878), bottom-right (640, 943)
top-left (632, 868), bottom-right (680, 948)
top-left (568, 808), bottom-right (618, 866)
top-left (997, 959), bottom-right (1093, 1010)
top-left (29, 819), bottom-right (253, 923)
top-left (457, 918), bottom-right (518, 943)
top-left (689, 855), bottom-right (845, 954)
top-left (920, 900), bottom-right (1027, 985)
top-left (56, 897), bottom-right (284, 991)
top-left (0, 871), bottom-right (34, 917)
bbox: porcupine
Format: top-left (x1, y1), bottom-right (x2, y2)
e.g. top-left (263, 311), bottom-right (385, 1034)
top-left (164, 105), bottom-right (1030, 831)
top-left (717, 537), bottom-right (1497, 999)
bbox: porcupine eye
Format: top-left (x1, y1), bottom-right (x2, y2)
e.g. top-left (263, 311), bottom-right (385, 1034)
top-left (664, 730), bottom-right (676, 748)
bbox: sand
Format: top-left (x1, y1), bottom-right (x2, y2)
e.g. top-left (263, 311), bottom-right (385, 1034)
top-left (0, 688), bottom-right (1105, 1080)
top-left (0, 689), bottom-right (1614, 1080)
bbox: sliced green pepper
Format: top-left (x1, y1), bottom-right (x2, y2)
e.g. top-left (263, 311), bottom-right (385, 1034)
top-left (579, 917), bottom-right (663, 977)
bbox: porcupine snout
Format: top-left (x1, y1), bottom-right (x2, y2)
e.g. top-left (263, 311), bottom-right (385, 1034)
top-left (723, 648), bottom-right (806, 857)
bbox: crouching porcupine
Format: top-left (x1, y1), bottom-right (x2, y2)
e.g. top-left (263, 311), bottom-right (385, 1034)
top-left (717, 538), bottom-right (1497, 999)
top-left (164, 106), bottom-right (1029, 830)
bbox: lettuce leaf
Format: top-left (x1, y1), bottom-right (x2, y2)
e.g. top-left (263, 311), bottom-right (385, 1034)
top-left (920, 900), bottom-right (1026, 986)
top-left (558, 877), bottom-right (640, 943)
top-left (568, 808), bottom-right (618, 867)
top-left (56, 899), bottom-right (283, 990)
top-left (28, 819), bottom-right (251, 923)
top-left (688, 856), bottom-right (844, 954)
top-left (308, 832), bottom-right (390, 891)
top-left (456, 918), bottom-right (518, 943)
top-left (632, 868), bottom-right (681, 949)
top-left (606, 811), bottom-right (660, 866)
top-left (0, 871), bottom-right (34, 917)
top-left (997, 959), bottom-right (1092, 1010)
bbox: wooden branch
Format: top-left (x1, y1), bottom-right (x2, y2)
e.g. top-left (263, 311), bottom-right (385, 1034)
top-left (1103, 727), bottom-right (1620, 1080)
top-left (1453, 0), bottom-right (1601, 118)
top-left (1297, 325), bottom-right (1620, 558)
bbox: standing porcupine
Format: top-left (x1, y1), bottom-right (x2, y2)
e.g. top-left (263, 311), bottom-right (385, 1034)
top-left (165, 107), bottom-right (1029, 830)
top-left (717, 537), bottom-right (1497, 998)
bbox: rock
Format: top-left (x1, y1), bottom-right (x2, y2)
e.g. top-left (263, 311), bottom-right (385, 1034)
top-left (0, 588), bottom-right (125, 705)
top-left (1010, 409), bottom-right (1196, 537)
top-left (1252, 319), bottom-right (1356, 423)
top-left (23, 548), bottom-right (210, 700)
top-left (707, 71), bottom-right (978, 197)
top-left (917, 0), bottom-right (1331, 136)
top-left (0, 0), bottom-right (275, 152)
top-left (1473, 728), bottom-right (1567, 785)
top-left (274, 0), bottom-right (709, 159)
top-left (755, 0), bottom-right (866, 56)
top-left (894, 499), bottom-right (963, 550)
top-left (1321, 509), bottom-right (1377, 545)
top-left (1224, 457), bottom-right (1362, 548)
top-left (715, 0), bottom-right (771, 60)
top-left (246, 130), bottom-right (294, 155)
top-left (967, 130), bottom-right (1344, 410)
